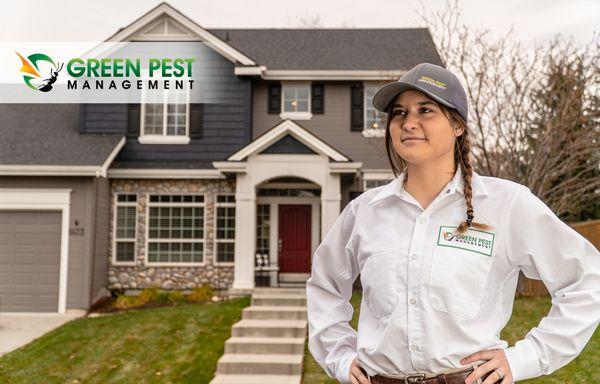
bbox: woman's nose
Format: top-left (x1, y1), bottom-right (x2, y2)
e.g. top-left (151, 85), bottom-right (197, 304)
top-left (402, 115), bottom-right (419, 131)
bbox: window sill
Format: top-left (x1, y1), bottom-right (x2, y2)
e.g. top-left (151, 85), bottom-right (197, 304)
top-left (279, 111), bottom-right (313, 120)
top-left (361, 128), bottom-right (386, 138)
top-left (138, 136), bottom-right (191, 145)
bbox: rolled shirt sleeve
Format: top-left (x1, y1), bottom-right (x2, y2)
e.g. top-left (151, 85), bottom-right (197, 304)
top-left (306, 200), bottom-right (361, 383)
top-left (503, 186), bottom-right (600, 382)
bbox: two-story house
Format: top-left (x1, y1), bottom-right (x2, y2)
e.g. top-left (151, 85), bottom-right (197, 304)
top-left (0, 2), bottom-right (444, 313)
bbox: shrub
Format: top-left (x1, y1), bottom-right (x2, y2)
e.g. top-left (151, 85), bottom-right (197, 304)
top-left (187, 284), bottom-right (215, 303)
top-left (114, 294), bottom-right (138, 309)
top-left (137, 288), bottom-right (159, 305)
top-left (156, 290), bottom-right (186, 305)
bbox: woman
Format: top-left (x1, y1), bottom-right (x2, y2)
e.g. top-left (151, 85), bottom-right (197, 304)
top-left (305, 62), bottom-right (600, 384)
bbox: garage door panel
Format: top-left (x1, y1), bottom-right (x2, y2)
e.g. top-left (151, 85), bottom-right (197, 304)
top-left (0, 210), bottom-right (61, 312)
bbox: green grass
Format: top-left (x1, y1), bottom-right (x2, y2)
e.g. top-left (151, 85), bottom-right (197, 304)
top-left (302, 292), bottom-right (599, 384)
top-left (0, 296), bottom-right (251, 384)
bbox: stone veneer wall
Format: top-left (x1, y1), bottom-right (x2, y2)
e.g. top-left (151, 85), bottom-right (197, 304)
top-left (108, 178), bottom-right (236, 292)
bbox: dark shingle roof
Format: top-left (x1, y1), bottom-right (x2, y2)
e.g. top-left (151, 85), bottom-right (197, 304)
top-left (208, 28), bottom-right (443, 70)
top-left (0, 104), bottom-right (123, 166)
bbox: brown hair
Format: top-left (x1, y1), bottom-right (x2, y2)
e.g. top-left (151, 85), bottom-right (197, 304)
top-left (384, 96), bottom-right (493, 235)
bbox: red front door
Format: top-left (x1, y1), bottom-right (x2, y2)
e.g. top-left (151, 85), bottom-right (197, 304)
top-left (278, 204), bottom-right (311, 273)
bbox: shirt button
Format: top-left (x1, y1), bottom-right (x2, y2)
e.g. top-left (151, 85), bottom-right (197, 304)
top-left (410, 253), bottom-right (418, 260)
top-left (409, 297), bottom-right (416, 304)
top-left (410, 344), bottom-right (418, 351)
top-left (446, 189), bottom-right (451, 193)
top-left (418, 216), bottom-right (428, 224)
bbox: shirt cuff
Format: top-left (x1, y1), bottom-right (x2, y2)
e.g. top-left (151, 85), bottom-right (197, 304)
top-left (503, 338), bottom-right (543, 382)
top-left (336, 350), bottom-right (358, 384)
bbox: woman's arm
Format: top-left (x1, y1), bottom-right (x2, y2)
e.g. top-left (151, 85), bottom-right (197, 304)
top-left (306, 200), bottom-right (361, 384)
top-left (503, 186), bottom-right (600, 382)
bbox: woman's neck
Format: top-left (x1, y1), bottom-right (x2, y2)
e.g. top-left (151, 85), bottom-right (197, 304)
top-left (403, 163), bottom-right (456, 209)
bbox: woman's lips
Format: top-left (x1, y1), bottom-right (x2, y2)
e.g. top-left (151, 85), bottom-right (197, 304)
top-left (402, 138), bottom-right (426, 142)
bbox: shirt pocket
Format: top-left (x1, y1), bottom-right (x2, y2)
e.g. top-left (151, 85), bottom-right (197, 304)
top-left (428, 245), bottom-right (493, 319)
top-left (360, 249), bottom-right (398, 319)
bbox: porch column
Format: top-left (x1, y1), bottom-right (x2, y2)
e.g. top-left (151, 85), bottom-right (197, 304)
top-left (320, 173), bottom-right (341, 238)
top-left (232, 173), bottom-right (256, 291)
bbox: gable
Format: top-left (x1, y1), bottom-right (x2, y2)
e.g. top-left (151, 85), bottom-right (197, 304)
top-left (258, 134), bottom-right (318, 155)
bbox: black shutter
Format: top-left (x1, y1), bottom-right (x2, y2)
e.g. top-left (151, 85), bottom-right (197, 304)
top-left (311, 83), bottom-right (324, 114)
top-left (189, 104), bottom-right (204, 139)
top-left (268, 83), bottom-right (281, 114)
top-left (127, 104), bottom-right (140, 138)
top-left (350, 83), bottom-right (364, 131)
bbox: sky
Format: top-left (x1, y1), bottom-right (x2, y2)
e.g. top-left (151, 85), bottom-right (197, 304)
top-left (2, 0), bottom-right (598, 50)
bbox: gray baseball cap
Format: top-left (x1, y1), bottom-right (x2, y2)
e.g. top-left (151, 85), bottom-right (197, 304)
top-left (372, 62), bottom-right (469, 122)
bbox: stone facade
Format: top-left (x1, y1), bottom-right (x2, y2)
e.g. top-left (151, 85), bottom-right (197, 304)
top-left (108, 178), bottom-right (236, 292)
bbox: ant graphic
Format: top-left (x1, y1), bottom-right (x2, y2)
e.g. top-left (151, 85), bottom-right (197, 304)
top-left (38, 62), bottom-right (63, 92)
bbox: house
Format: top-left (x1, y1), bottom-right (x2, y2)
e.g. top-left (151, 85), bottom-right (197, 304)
top-left (0, 2), bottom-right (444, 313)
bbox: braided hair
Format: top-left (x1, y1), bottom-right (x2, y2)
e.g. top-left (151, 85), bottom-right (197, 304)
top-left (384, 98), bottom-right (493, 235)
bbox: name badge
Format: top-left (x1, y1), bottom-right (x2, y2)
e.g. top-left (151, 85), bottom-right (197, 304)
top-left (436, 226), bottom-right (495, 257)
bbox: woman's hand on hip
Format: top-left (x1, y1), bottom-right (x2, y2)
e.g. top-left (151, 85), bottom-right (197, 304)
top-left (461, 348), bottom-right (514, 384)
top-left (349, 357), bottom-right (372, 384)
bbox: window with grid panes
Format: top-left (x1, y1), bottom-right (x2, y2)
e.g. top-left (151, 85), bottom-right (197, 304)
top-left (147, 194), bottom-right (204, 264)
top-left (115, 194), bottom-right (137, 263)
top-left (256, 204), bottom-right (270, 259)
top-left (141, 89), bottom-right (188, 138)
top-left (215, 195), bottom-right (235, 263)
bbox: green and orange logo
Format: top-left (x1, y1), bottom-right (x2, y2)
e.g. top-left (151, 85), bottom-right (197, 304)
top-left (15, 51), bottom-right (63, 92)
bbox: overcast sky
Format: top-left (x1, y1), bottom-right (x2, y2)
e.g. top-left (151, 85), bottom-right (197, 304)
top-left (2, 0), bottom-right (598, 49)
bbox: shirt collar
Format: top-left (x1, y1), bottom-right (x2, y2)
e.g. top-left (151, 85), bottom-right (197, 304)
top-left (367, 167), bottom-right (489, 206)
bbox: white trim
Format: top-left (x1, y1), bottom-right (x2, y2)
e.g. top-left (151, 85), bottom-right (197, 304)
top-left (225, 119), bottom-right (349, 162)
top-left (112, 193), bottom-right (138, 267)
top-left (280, 82), bottom-right (311, 119)
top-left (99, 137), bottom-right (126, 177)
top-left (234, 66), bottom-right (267, 75)
top-left (329, 162), bottom-right (363, 173)
top-left (213, 193), bottom-right (236, 266)
top-left (145, 193), bottom-right (207, 267)
top-left (102, 3), bottom-right (256, 66)
top-left (107, 169), bottom-right (224, 179)
top-left (0, 188), bottom-right (71, 314)
top-left (279, 111), bottom-right (313, 120)
top-left (0, 165), bottom-right (100, 176)
top-left (138, 136), bottom-right (191, 145)
top-left (362, 171), bottom-right (395, 180)
top-left (258, 69), bottom-right (406, 80)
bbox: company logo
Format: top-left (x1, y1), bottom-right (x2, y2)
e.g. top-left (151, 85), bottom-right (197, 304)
top-left (437, 225), bottom-right (495, 257)
top-left (15, 51), bottom-right (63, 92)
top-left (417, 75), bottom-right (447, 90)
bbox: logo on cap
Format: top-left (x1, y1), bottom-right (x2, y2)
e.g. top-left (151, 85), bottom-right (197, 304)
top-left (417, 75), bottom-right (447, 90)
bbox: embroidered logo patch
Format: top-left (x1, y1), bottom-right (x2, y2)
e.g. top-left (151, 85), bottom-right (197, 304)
top-left (436, 226), bottom-right (495, 256)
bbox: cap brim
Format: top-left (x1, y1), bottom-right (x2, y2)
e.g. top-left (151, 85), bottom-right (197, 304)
top-left (372, 81), bottom-right (457, 113)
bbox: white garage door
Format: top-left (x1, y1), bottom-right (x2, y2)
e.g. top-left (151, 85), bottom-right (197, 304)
top-left (0, 210), bottom-right (61, 312)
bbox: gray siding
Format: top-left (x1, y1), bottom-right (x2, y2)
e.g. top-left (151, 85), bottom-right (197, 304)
top-left (80, 104), bottom-right (128, 134)
top-left (0, 177), bottom-right (98, 310)
top-left (252, 81), bottom-right (390, 170)
top-left (91, 176), bottom-right (110, 304)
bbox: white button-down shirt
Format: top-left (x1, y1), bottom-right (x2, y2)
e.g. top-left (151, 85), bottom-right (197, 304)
top-left (306, 167), bottom-right (600, 383)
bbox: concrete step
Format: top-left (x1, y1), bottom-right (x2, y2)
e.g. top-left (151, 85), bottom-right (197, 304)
top-left (216, 353), bottom-right (303, 375)
top-left (231, 319), bottom-right (307, 338)
top-left (251, 294), bottom-right (306, 307)
top-left (253, 288), bottom-right (306, 295)
top-left (225, 336), bottom-right (305, 354)
top-left (209, 374), bottom-right (301, 384)
top-left (242, 306), bottom-right (307, 320)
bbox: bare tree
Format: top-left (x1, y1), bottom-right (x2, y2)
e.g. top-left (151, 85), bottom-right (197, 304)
top-left (416, 0), bottom-right (600, 221)
top-left (295, 15), bottom-right (324, 28)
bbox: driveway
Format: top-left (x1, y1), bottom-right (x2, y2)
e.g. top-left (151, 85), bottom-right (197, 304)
top-left (0, 310), bottom-right (86, 356)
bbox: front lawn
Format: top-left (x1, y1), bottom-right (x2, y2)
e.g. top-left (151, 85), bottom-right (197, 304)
top-left (0, 296), bottom-right (251, 384)
top-left (302, 292), bottom-right (599, 384)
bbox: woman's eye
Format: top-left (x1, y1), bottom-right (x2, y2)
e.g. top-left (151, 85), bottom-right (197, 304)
top-left (420, 108), bottom-right (432, 113)
top-left (393, 110), bottom-right (405, 116)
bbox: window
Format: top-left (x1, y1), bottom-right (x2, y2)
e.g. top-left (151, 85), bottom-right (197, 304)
top-left (280, 82), bottom-right (312, 120)
top-left (146, 194), bottom-right (204, 265)
top-left (363, 83), bottom-right (387, 137)
top-left (114, 194), bottom-right (137, 264)
top-left (139, 88), bottom-right (190, 144)
top-left (256, 204), bottom-right (270, 257)
top-left (363, 172), bottom-right (395, 190)
top-left (364, 179), bottom-right (389, 190)
top-left (215, 194), bottom-right (235, 263)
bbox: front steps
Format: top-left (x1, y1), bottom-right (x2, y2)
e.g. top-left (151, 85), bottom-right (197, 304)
top-left (210, 287), bottom-right (307, 384)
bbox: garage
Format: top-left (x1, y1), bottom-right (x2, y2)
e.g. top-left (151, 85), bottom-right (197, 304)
top-left (0, 211), bottom-right (62, 312)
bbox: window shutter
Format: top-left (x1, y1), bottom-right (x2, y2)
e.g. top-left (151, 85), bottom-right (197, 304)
top-left (350, 83), bottom-right (364, 131)
top-left (311, 83), bottom-right (324, 114)
top-left (127, 104), bottom-right (141, 138)
top-left (189, 104), bottom-right (204, 139)
top-left (268, 83), bottom-right (281, 114)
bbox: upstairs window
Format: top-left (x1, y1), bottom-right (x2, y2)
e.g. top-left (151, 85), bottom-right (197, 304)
top-left (363, 82), bottom-right (387, 137)
top-left (280, 82), bottom-right (312, 120)
top-left (139, 88), bottom-right (190, 144)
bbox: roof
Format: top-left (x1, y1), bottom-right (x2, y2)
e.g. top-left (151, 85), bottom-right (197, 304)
top-left (208, 28), bottom-right (444, 70)
top-left (0, 104), bottom-right (124, 173)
